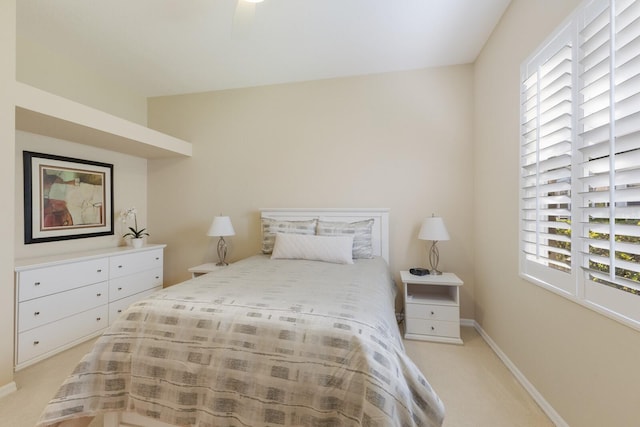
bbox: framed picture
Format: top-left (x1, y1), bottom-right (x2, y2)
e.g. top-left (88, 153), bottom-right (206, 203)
top-left (23, 151), bottom-right (114, 244)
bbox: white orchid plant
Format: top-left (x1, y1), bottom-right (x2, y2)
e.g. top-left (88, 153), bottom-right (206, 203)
top-left (120, 207), bottom-right (149, 239)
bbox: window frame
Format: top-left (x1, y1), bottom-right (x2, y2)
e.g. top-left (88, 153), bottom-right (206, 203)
top-left (519, 0), bottom-right (640, 331)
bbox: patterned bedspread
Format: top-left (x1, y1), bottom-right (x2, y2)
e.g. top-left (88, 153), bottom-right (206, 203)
top-left (37, 255), bottom-right (445, 427)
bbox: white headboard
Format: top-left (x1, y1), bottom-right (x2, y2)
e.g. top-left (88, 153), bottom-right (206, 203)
top-left (260, 208), bottom-right (390, 263)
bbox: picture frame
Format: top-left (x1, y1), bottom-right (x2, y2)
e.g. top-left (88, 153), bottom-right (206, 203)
top-left (23, 151), bottom-right (114, 244)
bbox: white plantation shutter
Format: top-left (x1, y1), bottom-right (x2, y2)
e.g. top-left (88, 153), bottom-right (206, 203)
top-left (520, 25), bottom-right (576, 294)
top-left (578, 0), bottom-right (640, 322)
top-left (520, 0), bottom-right (640, 328)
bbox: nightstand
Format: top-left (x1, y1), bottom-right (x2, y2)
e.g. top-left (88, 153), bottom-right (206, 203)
top-left (188, 263), bottom-right (227, 278)
top-left (400, 270), bottom-right (463, 345)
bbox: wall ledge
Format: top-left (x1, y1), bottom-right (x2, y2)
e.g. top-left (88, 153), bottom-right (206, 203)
top-left (15, 82), bottom-right (192, 159)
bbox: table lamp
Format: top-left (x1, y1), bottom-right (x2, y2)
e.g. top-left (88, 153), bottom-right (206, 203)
top-left (207, 216), bottom-right (235, 266)
top-left (418, 215), bottom-right (450, 275)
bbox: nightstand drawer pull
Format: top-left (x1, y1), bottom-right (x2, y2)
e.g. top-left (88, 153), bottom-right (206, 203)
top-left (34, 311), bottom-right (40, 316)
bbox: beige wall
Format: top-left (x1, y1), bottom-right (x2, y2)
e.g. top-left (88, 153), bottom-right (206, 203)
top-left (2, 132), bottom-right (147, 390)
top-left (474, 0), bottom-right (640, 425)
top-left (0, 0), bottom-right (16, 391)
top-left (147, 66), bottom-right (476, 317)
top-left (17, 37), bottom-right (148, 125)
top-left (8, 3), bottom-right (638, 424)
top-left (14, 130), bottom-right (149, 260)
top-left (0, 24), bottom-right (152, 392)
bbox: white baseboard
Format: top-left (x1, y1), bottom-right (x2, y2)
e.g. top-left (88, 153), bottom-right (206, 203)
top-left (0, 381), bottom-right (17, 399)
top-left (464, 319), bottom-right (569, 427)
top-left (460, 318), bottom-right (476, 328)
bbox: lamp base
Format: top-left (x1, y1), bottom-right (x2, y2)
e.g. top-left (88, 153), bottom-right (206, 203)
top-left (429, 241), bottom-right (443, 275)
top-left (216, 237), bottom-right (228, 266)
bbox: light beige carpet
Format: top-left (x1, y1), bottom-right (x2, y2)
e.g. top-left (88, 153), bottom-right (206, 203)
top-left (405, 327), bottom-right (553, 427)
top-left (0, 326), bottom-right (552, 427)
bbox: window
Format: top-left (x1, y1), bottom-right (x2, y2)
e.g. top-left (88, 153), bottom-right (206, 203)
top-left (520, 0), bottom-right (640, 329)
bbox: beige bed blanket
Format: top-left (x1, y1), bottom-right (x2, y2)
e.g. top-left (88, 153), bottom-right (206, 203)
top-left (37, 255), bottom-right (444, 426)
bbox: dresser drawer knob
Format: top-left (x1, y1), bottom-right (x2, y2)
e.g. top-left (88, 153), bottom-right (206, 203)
top-left (117, 309), bottom-right (122, 313)
top-left (155, 276), bottom-right (160, 279)
top-left (34, 311), bottom-right (40, 316)
top-left (118, 265), bottom-right (123, 269)
top-left (96, 317), bottom-right (101, 321)
top-left (97, 293), bottom-right (102, 297)
top-left (431, 326), bottom-right (435, 331)
top-left (34, 281), bottom-right (41, 286)
top-left (155, 257), bottom-right (159, 260)
top-left (430, 311), bottom-right (435, 316)
top-left (97, 269), bottom-right (102, 273)
top-left (33, 340), bottom-right (40, 345)
top-left (118, 287), bottom-right (123, 291)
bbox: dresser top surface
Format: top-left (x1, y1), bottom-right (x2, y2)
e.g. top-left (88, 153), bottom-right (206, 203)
top-left (15, 244), bottom-right (166, 271)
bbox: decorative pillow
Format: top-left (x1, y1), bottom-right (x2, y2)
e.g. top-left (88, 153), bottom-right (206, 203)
top-left (316, 219), bottom-right (375, 259)
top-left (270, 233), bottom-right (354, 264)
top-left (261, 218), bottom-right (317, 254)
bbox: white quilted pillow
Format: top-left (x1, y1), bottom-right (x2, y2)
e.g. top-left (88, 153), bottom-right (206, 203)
top-left (270, 233), bottom-right (354, 264)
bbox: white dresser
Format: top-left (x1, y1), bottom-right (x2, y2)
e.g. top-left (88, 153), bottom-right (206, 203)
top-left (14, 244), bottom-right (165, 370)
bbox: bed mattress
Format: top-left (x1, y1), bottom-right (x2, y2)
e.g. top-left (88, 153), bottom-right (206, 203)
top-left (37, 255), bottom-right (445, 426)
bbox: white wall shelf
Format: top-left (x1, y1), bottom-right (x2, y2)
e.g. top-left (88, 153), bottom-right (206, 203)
top-left (14, 82), bottom-right (192, 159)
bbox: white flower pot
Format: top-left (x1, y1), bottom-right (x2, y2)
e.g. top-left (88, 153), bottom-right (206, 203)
top-left (131, 238), bottom-right (144, 249)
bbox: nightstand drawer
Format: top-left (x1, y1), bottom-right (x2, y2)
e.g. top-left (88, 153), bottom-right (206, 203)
top-left (405, 319), bottom-right (460, 338)
top-left (406, 303), bottom-right (458, 321)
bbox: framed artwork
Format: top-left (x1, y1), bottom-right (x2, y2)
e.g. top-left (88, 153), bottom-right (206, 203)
top-left (23, 151), bottom-right (114, 244)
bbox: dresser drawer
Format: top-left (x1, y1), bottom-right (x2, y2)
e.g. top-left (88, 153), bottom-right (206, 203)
top-left (405, 318), bottom-right (460, 338)
top-left (18, 281), bottom-right (108, 333)
top-left (109, 267), bottom-right (163, 302)
top-left (405, 303), bottom-right (459, 322)
top-left (17, 305), bottom-right (108, 366)
top-left (17, 258), bottom-right (108, 302)
top-left (109, 286), bottom-right (161, 325)
top-left (110, 249), bottom-right (163, 279)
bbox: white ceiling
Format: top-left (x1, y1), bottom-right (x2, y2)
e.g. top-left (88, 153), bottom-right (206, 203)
top-left (17, 0), bottom-right (511, 98)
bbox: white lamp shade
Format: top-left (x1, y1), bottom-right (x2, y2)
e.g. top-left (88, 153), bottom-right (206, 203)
top-left (418, 216), bottom-right (450, 241)
top-left (207, 216), bottom-right (235, 237)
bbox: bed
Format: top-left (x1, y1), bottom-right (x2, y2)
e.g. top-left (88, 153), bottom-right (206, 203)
top-left (37, 209), bottom-right (445, 427)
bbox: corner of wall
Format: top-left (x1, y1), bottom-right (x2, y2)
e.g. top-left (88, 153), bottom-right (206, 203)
top-left (1, 0), bottom-right (17, 391)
